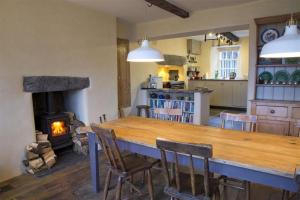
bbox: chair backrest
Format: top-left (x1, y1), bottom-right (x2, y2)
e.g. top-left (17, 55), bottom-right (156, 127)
top-left (90, 124), bottom-right (127, 172)
top-left (295, 120), bottom-right (300, 137)
top-left (156, 138), bottom-right (213, 198)
top-left (220, 112), bottom-right (257, 132)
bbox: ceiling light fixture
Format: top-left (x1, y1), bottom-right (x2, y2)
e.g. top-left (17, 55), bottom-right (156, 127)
top-left (127, 3), bottom-right (164, 62)
top-left (127, 38), bottom-right (164, 62)
top-left (260, 14), bottom-right (300, 58)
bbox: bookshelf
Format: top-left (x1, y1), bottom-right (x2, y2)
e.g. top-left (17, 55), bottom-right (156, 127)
top-left (138, 89), bottom-right (212, 125)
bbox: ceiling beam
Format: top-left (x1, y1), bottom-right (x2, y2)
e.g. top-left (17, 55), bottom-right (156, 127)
top-left (220, 32), bottom-right (239, 42)
top-left (145, 0), bottom-right (189, 18)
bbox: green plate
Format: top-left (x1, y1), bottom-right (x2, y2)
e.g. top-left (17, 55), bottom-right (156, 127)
top-left (259, 71), bottom-right (273, 82)
top-left (291, 70), bottom-right (300, 82)
top-left (274, 70), bottom-right (290, 83)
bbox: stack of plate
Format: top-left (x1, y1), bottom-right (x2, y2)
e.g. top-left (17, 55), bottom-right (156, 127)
top-left (258, 70), bottom-right (300, 85)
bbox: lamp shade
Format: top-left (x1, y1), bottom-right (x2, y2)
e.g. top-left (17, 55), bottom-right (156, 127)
top-left (260, 25), bottom-right (300, 58)
top-left (127, 40), bottom-right (164, 62)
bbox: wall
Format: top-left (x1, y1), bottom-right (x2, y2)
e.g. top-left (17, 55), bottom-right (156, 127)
top-left (0, 0), bottom-right (118, 182)
top-left (131, 0), bottom-right (300, 112)
top-left (130, 38), bottom-right (189, 114)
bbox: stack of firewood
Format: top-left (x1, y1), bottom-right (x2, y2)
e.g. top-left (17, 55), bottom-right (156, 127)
top-left (23, 131), bottom-right (57, 174)
top-left (72, 126), bottom-right (91, 156)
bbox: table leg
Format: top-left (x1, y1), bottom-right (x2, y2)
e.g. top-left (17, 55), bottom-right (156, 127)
top-left (88, 132), bottom-right (100, 192)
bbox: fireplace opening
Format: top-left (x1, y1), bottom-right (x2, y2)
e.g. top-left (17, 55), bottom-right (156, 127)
top-left (33, 92), bottom-right (72, 150)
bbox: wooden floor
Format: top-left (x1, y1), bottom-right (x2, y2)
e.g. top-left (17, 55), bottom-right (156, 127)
top-left (0, 153), bottom-right (298, 200)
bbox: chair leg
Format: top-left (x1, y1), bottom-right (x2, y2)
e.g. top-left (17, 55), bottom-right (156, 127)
top-left (129, 175), bottom-right (134, 193)
top-left (245, 181), bottom-right (250, 200)
top-left (103, 169), bottom-right (112, 200)
top-left (116, 177), bottom-right (123, 200)
top-left (282, 190), bottom-right (290, 200)
top-left (214, 186), bottom-right (221, 200)
top-left (147, 169), bottom-right (154, 200)
top-left (142, 170), bottom-right (146, 184)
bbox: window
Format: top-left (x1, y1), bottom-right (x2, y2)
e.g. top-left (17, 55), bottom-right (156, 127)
top-left (218, 49), bottom-right (239, 78)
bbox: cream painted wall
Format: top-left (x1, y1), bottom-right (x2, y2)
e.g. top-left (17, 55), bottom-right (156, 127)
top-left (0, 0), bottom-right (118, 182)
top-left (197, 37), bottom-right (249, 79)
top-left (131, 0), bottom-right (300, 113)
top-left (134, 0), bottom-right (300, 40)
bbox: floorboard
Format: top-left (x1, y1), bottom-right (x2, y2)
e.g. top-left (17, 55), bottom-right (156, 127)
top-left (0, 153), bottom-right (298, 200)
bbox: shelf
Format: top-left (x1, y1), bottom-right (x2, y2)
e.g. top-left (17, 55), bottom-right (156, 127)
top-left (149, 98), bottom-right (194, 102)
top-left (256, 64), bottom-right (300, 67)
top-left (256, 84), bottom-right (300, 87)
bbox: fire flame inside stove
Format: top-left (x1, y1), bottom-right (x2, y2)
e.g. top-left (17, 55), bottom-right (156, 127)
top-left (51, 121), bottom-right (67, 137)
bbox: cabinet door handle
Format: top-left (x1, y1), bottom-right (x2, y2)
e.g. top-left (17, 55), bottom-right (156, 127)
top-left (270, 109), bottom-right (275, 114)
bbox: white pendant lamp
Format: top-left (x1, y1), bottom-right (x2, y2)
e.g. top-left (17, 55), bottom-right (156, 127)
top-left (127, 39), bottom-right (164, 62)
top-left (260, 15), bottom-right (300, 58)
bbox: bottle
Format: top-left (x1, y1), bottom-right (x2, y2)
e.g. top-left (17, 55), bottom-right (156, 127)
top-left (214, 70), bottom-right (219, 79)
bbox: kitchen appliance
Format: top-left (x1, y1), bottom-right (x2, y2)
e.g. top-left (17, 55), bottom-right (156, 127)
top-left (150, 76), bottom-right (163, 89)
top-left (170, 81), bottom-right (185, 89)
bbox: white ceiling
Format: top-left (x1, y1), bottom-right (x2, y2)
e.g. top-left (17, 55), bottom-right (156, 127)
top-left (66, 0), bottom-right (258, 23)
top-left (187, 30), bottom-right (249, 41)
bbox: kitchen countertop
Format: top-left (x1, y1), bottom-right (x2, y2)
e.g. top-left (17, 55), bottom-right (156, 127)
top-left (189, 79), bottom-right (248, 81)
top-left (141, 88), bottom-right (213, 94)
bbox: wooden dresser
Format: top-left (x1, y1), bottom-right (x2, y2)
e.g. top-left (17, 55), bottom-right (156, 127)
top-left (251, 100), bottom-right (300, 136)
top-left (251, 13), bottom-right (300, 137)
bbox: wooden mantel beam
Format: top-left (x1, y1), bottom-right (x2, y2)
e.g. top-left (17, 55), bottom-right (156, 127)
top-left (145, 0), bottom-right (189, 18)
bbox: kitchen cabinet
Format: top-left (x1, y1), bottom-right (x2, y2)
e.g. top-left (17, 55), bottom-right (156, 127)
top-left (188, 80), bottom-right (247, 108)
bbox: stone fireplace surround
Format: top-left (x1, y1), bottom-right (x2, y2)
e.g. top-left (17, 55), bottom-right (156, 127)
top-left (23, 76), bottom-right (90, 148)
top-left (23, 76), bottom-right (90, 93)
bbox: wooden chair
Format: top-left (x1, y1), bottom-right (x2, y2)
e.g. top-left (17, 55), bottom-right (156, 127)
top-left (219, 112), bottom-right (257, 200)
top-left (99, 114), bottom-right (107, 124)
top-left (156, 138), bottom-right (220, 200)
top-left (295, 120), bottom-right (300, 137)
top-left (136, 105), bottom-right (150, 118)
top-left (220, 112), bottom-right (257, 132)
top-left (91, 125), bottom-right (159, 200)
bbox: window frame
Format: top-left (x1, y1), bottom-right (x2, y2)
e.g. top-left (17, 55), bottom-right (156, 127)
top-left (218, 49), bottom-right (240, 79)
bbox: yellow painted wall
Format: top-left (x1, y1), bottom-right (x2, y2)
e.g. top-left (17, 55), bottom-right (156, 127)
top-left (197, 37), bottom-right (249, 79)
top-left (0, 0), bottom-right (118, 182)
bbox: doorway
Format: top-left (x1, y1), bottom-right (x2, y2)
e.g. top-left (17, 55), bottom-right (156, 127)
top-left (117, 38), bottom-right (131, 109)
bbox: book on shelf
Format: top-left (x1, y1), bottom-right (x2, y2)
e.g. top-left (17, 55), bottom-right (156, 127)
top-left (149, 98), bottom-right (195, 123)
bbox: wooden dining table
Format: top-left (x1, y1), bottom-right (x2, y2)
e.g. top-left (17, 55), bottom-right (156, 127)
top-left (88, 116), bottom-right (300, 193)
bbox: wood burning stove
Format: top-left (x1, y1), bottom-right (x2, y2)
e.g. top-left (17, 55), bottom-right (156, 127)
top-left (33, 92), bottom-right (72, 150)
top-left (40, 113), bottom-right (72, 150)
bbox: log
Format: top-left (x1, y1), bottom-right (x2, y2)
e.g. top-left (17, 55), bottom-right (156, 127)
top-left (23, 160), bottom-right (29, 167)
top-left (42, 150), bottom-right (56, 168)
top-left (44, 156), bottom-right (56, 168)
top-left (29, 158), bottom-right (44, 169)
top-left (36, 133), bottom-right (48, 142)
top-left (75, 126), bottom-right (91, 135)
top-left (26, 151), bottom-right (39, 160)
top-left (78, 137), bottom-right (88, 145)
top-left (26, 145), bottom-right (33, 152)
top-left (30, 143), bottom-right (42, 154)
top-left (38, 140), bottom-right (51, 148)
top-left (40, 147), bottom-right (52, 154)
